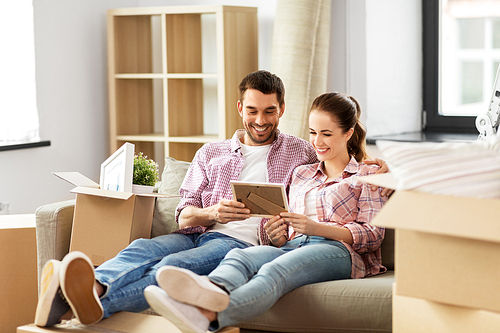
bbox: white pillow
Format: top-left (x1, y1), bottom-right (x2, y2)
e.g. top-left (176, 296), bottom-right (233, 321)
top-left (151, 157), bottom-right (191, 237)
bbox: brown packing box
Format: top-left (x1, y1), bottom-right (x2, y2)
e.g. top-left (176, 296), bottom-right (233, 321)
top-left (54, 172), bottom-right (175, 266)
top-left (361, 173), bottom-right (500, 313)
top-left (17, 312), bottom-right (240, 333)
top-left (70, 187), bottom-right (157, 266)
top-left (0, 214), bottom-right (38, 333)
top-left (395, 228), bottom-right (500, 313)
top-left (393, 284), bottom-right (500, 333)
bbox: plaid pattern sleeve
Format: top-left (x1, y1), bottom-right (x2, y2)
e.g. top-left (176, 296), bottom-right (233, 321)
top-left (289, 158), bottom-right (388, 278)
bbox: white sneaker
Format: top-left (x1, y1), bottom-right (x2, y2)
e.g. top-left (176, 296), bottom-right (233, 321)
top-left (34, 260), bottom-right (70, 326)
top-left (156, 266), bottom-right (229, 312)
top-left (59, 251), bottom-right (103, 325)
top-left (144, 285), bottom-right (209, 333)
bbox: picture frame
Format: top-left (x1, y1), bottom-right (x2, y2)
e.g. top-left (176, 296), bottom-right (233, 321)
top-left (230, 181), bottom-right (289, 218)
top-left (100, 142), bottom-right (135, 192)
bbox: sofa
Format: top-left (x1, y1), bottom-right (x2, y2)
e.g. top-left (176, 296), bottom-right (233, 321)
top-left (35, 157), bottom-right (394, 333)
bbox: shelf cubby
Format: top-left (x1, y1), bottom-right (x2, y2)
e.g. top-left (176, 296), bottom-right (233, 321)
top-left (108, 5), bottom-right (258, 162)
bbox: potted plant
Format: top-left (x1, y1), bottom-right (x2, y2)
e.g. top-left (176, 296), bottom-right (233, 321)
top-left (132, 152), bottom-right (159, 194)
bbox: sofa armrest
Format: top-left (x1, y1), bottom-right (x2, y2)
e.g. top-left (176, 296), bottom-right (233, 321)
top-left (35, 200), bottom-right (75, 289)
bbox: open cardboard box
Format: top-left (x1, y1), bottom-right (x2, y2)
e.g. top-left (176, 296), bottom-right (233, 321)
top-left (393, 284), bottom-right (500, 333)
top-left (54, 171), bottom-right (177, 266)
top-left (361, 173), bottom-right (500, 314)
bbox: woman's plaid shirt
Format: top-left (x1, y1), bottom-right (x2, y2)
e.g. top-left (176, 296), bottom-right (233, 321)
top-left (288, 157), bottom-right (388, 279)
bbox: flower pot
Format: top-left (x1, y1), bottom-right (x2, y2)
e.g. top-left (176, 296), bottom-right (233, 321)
top-left (132, 184), bottom-right (154, 194)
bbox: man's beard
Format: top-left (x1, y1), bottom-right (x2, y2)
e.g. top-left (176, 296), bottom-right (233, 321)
top-left (244, 123), bottom-right (277, 144)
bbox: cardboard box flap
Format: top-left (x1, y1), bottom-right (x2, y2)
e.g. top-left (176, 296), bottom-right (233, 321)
top-left (371, 190), bottom-right (500, 243)
top-left (71, 186), bottom-right (133, 200)
top-left (358, 173), bottom-right (397, 190)
top-left (53, 172), bottom-right (99, 188)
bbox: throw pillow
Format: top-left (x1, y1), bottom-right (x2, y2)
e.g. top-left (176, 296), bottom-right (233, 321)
top-left (151, 157), bottom-right (191, 237)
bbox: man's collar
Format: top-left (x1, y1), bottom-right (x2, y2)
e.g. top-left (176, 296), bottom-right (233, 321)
top-left (231, 129), bottom-right (282, 153)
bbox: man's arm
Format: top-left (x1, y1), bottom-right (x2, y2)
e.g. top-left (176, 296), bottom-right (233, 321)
top-left (178, 199), bottom-right (251, 229)
top-left (363, 157), bottom-right (393, 197)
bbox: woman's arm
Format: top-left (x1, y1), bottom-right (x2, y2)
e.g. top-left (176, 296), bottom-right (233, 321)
top-left (342, 181), bottom-right (387, 253)
top-left (279, 212), bottom-right (353, 244)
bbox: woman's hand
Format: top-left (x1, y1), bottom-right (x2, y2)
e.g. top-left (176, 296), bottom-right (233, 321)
top-left (280, 212), bottom-right (354, 244)
top-left (264, 215), bottom-right (288, 247)
top-left (280, 212), bottom-right (320, 236)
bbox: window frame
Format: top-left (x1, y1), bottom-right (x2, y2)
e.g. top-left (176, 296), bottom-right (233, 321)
top-left (423, 0), bottom-right (477, 133)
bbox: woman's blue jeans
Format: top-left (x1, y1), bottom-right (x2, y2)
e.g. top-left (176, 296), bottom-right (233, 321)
top-left (94, 232), bottom-right (252, 318)
top-left (208, 236), bottom-right (352, 331)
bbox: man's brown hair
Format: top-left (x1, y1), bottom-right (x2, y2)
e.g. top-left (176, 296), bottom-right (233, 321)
top-left (238, 70), bottom-right (285, 107)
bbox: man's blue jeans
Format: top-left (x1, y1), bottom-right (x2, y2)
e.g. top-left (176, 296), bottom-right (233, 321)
top-left (207, 235), bottom-right (352, 330)
top-left (94, 232), bottom-right (252, 318)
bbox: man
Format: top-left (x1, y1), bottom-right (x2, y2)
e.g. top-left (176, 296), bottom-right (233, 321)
top-left (34, 70), bottom-right (320, 327)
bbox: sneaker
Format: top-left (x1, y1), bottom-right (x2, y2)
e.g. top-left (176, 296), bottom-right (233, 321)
top-left (59, 251), bottom-right (103, 325)
top-left (144, 285), bottom-right (209, 333)
top-left (34, 260), bottom-right (70, 326)
top-left (156, 266), bottom-right (229, 312)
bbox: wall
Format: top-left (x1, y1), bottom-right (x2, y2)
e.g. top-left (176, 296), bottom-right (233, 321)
top-left (328, 0), bottom-right (422, 137)
top-left (0, 1), bottom-right (134, 215)
top-left (1, 0), bottom-right (420, 214)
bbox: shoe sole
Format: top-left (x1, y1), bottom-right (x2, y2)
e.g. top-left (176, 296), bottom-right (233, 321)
top-left (60, 252), bottom-right (103, 325)
top-left (157, 267), bottom-right (229, 312)
top-left (144, 286), bottom-right (204, 333)
top-left (35, 260), bottom-right (68, 326)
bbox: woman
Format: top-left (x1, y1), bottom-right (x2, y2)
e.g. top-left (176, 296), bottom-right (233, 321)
top-left (144, 92), bottom-right (388, 333)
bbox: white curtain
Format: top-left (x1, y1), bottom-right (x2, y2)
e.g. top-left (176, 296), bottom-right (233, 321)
top-left (0, 2), bottom-right (40, 143)
top-left (272, 0), bottom-right (332, 140)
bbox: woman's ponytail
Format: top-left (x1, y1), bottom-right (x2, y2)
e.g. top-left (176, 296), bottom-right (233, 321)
top-left (346, 96), bottom-right (367, 162)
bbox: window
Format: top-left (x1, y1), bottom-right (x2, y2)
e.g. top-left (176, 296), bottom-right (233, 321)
top-left (0, 2), bottom-right (40, 144)
top-left (423, 0), bottom-right (500, 132)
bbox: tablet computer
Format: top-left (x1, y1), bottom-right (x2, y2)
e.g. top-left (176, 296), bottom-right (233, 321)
top-left (230, 181), bottom-right (289, 218)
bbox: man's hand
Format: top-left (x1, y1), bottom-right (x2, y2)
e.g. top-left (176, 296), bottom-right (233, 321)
top-left (178, 200), bottom-right (250, 229)
top-left (364, 157), bottom-right (394, 197)
top-left (207, 199), bottom-right (251, 224)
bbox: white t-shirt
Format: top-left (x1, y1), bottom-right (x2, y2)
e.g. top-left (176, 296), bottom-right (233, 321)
top-left (209, 142), bottom-right (271, 245)
top-left (303, 187), bottom-right (319, 222)
top-left (290, 187), bottom-right (319, 238)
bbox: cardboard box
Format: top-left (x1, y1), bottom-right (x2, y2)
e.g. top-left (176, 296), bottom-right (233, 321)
top-left (17, 312), bottom-right (240, 333)
top-left (54, 173), bottom-right (174, 266)
top-left (395, 229), bottom-right (500, 313)
top-left (1, 214), bottom-right (38, 333)
top-left (393, 284), bottom-right (500, 333)
top-left (70, 187), bottom-right (157, 266)
top-left (363, 173), bottom-right (500, 313)
top-left (17, 311), bottom-right (179, 333)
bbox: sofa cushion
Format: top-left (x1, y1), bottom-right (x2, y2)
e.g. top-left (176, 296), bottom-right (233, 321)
top-left (381, 228), bottom-right (394, 270)
top-left (35, 199), bottom-right (76, 286)
top-left (237, 271), bottom-right (394, 333)
top-left (151, 157), bottom-right (191, 238)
